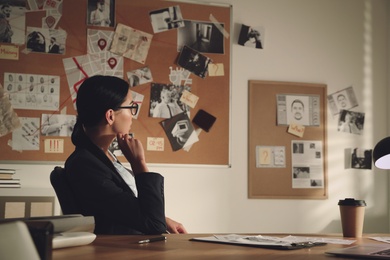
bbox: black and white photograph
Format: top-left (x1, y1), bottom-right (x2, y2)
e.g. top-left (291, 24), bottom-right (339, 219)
top-left (87, 0), bottom-right (115, 27)
top-left (26, 27), bottom-right (67, 54)
top-left (310, 179), bottom-right (322, 187)
top-left (177, 20), bottom-right (224, 54)
top-left (345, 148), bottom-right (372, 170)
top-left (286, 96), bottom-right (310, 126)
top-left (277, 94), bottom-right (320, 126)
top-left (337, 109), bottom-right (364, 135)
top-left (126, 66), bottom-right (153, 87)
top-left (149, 83), bottom-right (190, 119)
top-left (293, 142), bottom-right (304, 154)
top-left (161, 112), bottom-right (199, 151)
top-left (238, 24), bottom-right (264, 49)
top-left (293, 166), bottom-right (310, 179)
top-left (0, 1), bottom-right (26, 45)
top-left (41, 114), bottom-right (76, 137)
top-left (149, 5), bottom-right (184, 33)
top-left (328, 86), bottom-right (359, 116)
top-left (177, 45), bottom-right (212, 78)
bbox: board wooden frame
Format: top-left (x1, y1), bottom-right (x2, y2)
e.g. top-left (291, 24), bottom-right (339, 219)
top-left (248, 80), bottom-right (328, 199)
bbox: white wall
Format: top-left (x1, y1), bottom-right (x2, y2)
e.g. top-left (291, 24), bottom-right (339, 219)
top-left (1, 0), bottom-right (389, 234)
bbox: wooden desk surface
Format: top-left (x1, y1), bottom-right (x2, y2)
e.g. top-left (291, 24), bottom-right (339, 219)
top-left (52, 233), bottom-right (388, 259)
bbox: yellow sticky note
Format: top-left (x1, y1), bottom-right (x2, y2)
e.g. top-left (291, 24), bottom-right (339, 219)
top-left (180, 90), bottom-right (199, 108)
top-left (208, 63), bottom-right (224, 76)
top-left (258, 147), bottom-right (271, 165)
top-left (147, 137), bottom-right (164, 151)
top-left (288, 124), bottom-right (305, 137)
top-left (0, 44), bottom-right (19, 60)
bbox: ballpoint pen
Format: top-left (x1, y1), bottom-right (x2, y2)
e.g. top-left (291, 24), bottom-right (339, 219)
top-left (138, 236), bottom-right (167, 244)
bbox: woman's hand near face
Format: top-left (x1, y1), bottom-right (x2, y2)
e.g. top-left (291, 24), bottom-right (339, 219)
top-left (117, 133), bottom-right (149, 174)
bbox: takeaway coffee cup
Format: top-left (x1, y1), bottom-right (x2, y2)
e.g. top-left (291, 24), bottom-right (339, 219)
top-left (338, 198), bottom-right (366, 237)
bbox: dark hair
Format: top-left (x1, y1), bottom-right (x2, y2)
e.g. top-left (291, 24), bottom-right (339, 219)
top-left (76, 75), bottom-right (129, 127)
top-left (291, 99), bottom-right (304, 110)
top-left (71, 75), bottom-right (129, 145)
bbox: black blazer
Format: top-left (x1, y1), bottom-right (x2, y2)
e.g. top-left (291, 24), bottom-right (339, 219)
top-left (65, 129), bottom-right (166, 235)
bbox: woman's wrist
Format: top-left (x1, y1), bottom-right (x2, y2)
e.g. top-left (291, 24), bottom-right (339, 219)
top-left (130, 159), bottom-right (149, 174)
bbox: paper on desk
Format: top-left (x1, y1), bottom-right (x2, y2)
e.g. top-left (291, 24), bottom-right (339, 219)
top-left (214, 234), bottom-right (291, 246)
top-left (214, 234), bottom-right (355, 245)
top-left (281, 235), bottom-right (355, 245)
top-left (369, 237), bottom-right (390, 243)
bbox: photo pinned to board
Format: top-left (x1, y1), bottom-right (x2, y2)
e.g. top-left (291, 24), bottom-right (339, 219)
top-left (177, 20), bottom-right (225, 54)
top-left (149, 83), bottom-right (191, 119)
top-left (0, 1), bottom-right (27, 45)
top-left (327, 86), bottom-right (358, 116)
top-left (161, 112), bottom-right (199, 151)
top-left (26, 27), bottom-right (67, 54)
top-left (238, 24), bottom-right (264, 49)
top-left (149, 5), bottom-right (185, 33)
top-left (127, 66), bottom-right (153, 87)
top-left (177, 45), bottom-right (212, 78)
top-left (337, 109), bottom-right (364, 135)
top-left (344, 148), bottom-right (372, 170)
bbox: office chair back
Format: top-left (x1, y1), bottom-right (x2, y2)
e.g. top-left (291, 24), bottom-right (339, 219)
top-left (50, 166), bottom-right (80, 214)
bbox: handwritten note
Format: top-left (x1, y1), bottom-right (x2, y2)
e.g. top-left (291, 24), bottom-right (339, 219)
top-left (180, 90), bottom-right (199, 108)
top-left (288, 124), bottom-right (305, 137)
top-left (147, 137), bottom-right (164, 151)
top-left (0, 45), bottom-right (19, 60)
top-left (44, 139), bottom-right (64, 153)
top-left (208, 63), bottom-right (224, 76)
top-left (258, 147), bottom-right (271, 165)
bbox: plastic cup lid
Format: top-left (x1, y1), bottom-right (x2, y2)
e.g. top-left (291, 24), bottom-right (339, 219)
top-left (338, 198), bottom-right (366, 206)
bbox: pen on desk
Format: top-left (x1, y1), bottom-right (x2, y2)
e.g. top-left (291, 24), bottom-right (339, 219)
top-left (138, 236), bottom-right (167, 244)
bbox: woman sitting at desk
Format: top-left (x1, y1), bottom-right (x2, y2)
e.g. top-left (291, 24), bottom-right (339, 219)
top-left (65, 75), bottom-right (187, 235)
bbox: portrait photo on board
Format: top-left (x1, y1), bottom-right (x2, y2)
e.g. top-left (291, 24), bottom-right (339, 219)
top-left (87, 0), bottom-right (115, 27)
top-left (126, 66), bottom-right (153, 87)
top-left (337, 109), bottom-right (364, 135)
top-left (149, 83), bottom-right (190, 119)
top-left (238, 24), bottom-right (264, 49)
top-left (344, 148), bottom-right (372, 170)
top-left (328, 86), bottom-right (358, 116)
top-left (277, 94), bottom-right (320, 126)
top-left (286, 96), bottom-right (310, 126)
top-left (177, 45), bottom-right (212, 78)
top-left (177, 20), bottom-right (224, 54)
top-left (149, 5), bottom-right (185, 33)
top-left (26, 27), bottom-right (67, 54)
top-left (41, 114), bottom-right (76, 137)
top-left (0, 1), bottom-right (26, 45)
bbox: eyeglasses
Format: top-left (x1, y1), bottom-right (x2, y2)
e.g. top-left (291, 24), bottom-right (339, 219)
top-left (117, 102), bottom-right (139, 116)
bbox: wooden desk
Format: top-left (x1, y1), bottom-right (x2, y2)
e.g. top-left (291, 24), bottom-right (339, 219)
top-left (52, 233), bottom-right (388, 259)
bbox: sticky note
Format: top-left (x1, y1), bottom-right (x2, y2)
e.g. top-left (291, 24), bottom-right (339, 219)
top-left (258, 147), bottom-right (271, 165)
top-left (288, 124), bottom-right (305, 137)
top-left (0, 45), bottom-right (19, 60)
top-left (180, 90), bottom-right (199, 108)
top-left (208, 63), bottom-right (224, 76)
top-left (147, 137), bottom-right (164, 151)
top-left (44, 139), bottom-right (64, 153)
